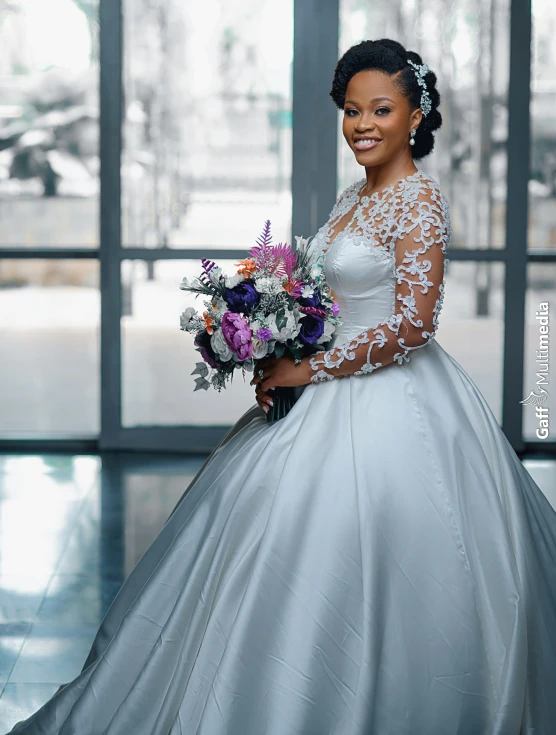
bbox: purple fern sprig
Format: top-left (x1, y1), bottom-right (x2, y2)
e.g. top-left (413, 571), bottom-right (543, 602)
top-left (199, 257), bottom-right (219, 290)
top-left (248, 220), bottom-right (277, 273)
top-left (201, 258), bottom-right (217, 276)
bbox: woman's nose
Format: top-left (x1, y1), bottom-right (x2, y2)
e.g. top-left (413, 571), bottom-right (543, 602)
top-left (354, 111), bottom-right (375, 130)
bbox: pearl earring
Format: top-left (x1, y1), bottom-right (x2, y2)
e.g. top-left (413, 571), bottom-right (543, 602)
top-left (409, 130), bottom-right (416, 146)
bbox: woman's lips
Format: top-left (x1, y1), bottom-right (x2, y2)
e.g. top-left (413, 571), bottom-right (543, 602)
top-left (353, 139), bottom-right (382, 151)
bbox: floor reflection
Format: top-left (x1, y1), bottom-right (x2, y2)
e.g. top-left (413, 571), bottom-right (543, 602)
top-left (0, 451), bottom-right (553, 731)
top-left (0, 452), bottom-right (205, 732)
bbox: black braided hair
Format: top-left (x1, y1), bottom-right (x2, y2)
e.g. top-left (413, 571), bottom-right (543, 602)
top-left (330, 38), bottom-right (442, 160)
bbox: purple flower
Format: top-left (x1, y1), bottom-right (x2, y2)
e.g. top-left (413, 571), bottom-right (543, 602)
top-left (299, 314), bottom-right (325, 345)
top-left (194, 330), bottom-right (218, 368)
top-left (221, 312), bottom-right (253, 361)
top-left (299, 289), bottom-right (322, 309)
top-left (256, 327), bottom-right (274, 342)
top-left (331, 302), bottom-right (341, 316)
top-left (225, 281), bottom-right (260, 314)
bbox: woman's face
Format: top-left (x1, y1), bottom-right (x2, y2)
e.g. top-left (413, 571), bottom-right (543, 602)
top-left (342, 69), bottom-right (421, 166)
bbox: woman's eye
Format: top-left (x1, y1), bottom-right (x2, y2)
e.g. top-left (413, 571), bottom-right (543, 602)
top-left (344, 107), bottom-right (390, 116)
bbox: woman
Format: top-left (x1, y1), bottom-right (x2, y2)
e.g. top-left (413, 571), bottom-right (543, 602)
top-left (10, 38), bottom-right (556, 735)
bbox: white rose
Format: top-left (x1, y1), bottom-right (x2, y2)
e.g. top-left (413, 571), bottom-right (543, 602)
top-left (213, 296), bottom-right (227, 313)
top-left (210, 328), bottom-right (233, 361)
top-left (252, 338), bottom-right (270, 359)
top-left (224, 272), bottom-right (245, 288)
top-left (266, 311), bottom-right (300, 343)
top-left (180, 306), bottom-right (196, 329)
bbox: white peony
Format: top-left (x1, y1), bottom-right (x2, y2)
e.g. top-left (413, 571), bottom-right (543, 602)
top-left (180, 306), bottom-right (196, 329)
top-left (210, 328), bottom-right (233, 361)
top-left (255, 276), bottom-right (283, 295)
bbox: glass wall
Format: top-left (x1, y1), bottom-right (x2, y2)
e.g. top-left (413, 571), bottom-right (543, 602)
top-left (122, 0), bottom-right (293, 250)
top-left (121, 259), bottom-right (256, 427)
top-left (338, 0), bottom-right (510, 250)
top-left (117, 0), bottom-right (293, 431)
top-left (0, 0), bottom-right (99, 248)
top-left (0, 260), bottom-right (99, 435)
top-left (529, 0), bottom-right (556, 252)
top-left (436, 262), bottom-right (505, 421)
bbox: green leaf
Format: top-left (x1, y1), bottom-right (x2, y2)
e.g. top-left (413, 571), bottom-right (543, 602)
top-left (289, 344), bottom-right (302, 363)
top-left (274, 343), bottom-right (286, 359)
top-left (275, 309), bottom-right (287, 331)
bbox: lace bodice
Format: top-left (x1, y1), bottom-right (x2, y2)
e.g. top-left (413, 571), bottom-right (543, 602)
top-left (308, 168), bottom-right (451, 383)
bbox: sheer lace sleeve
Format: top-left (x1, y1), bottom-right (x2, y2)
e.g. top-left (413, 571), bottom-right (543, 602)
top-left (308, 183), bottom-right (451, 383)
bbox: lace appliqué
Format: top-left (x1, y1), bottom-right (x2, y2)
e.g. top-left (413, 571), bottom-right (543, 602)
top-left (309, 175), bottom-right (451, 384)
top-left (312, 169), bottom-right (428, 264)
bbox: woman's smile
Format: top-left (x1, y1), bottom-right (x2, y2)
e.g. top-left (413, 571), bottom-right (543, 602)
top-left (353, 137), bottom-right (383, 152)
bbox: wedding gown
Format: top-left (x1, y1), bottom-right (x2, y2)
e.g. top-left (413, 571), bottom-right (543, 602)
top-left (9, 168), bottom-right (556, 735)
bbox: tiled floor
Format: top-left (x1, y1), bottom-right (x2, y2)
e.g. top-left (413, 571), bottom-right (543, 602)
top-left (0, 452), bottom-right (554, 732)
top-left (0, 453), bottom-right (205, 733)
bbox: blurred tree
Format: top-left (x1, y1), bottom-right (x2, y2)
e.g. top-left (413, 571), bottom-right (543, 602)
top-left (72, 0), bottom-right (99, 62)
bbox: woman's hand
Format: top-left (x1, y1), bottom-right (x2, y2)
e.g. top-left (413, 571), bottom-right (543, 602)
top-left (251, 355), bottom-right (313, 393)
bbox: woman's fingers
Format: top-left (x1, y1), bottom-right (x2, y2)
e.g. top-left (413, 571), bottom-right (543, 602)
top-left (255, 384), bottom-right (274, 413)
top-left (251, 359), bottom-right (274, 386)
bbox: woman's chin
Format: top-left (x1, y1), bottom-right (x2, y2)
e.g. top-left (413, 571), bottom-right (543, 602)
top-left (353, 148), bottom-right (384, 164)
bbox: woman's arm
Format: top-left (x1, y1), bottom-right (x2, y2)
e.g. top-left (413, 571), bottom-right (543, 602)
top-left (308, 185), bottom-right (451, 382)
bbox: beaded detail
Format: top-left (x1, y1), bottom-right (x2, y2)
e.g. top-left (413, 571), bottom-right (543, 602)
top-left (309, 170), bottom-right (451, 384)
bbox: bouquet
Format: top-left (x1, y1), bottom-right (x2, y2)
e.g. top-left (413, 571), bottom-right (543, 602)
top-left (179, 220), bottom-right (342, 422)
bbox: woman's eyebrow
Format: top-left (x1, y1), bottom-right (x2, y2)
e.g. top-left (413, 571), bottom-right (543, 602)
top-left (344, 96), bottom-right (395, 105)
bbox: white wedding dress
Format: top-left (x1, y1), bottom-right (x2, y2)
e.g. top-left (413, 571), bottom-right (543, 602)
top-left (9, 169), bottom-right (556, 735)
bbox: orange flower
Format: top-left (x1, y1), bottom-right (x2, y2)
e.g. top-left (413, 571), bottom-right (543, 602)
top-left (235, 258), bottom-right (257, 276)
top-left (203, 311), bottom-right (214, 335)
top-left (283, 277), bottom-right (303, 297)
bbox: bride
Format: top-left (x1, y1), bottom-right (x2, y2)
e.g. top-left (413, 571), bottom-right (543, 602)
top-left (10, 38), bottom-right (556, 735)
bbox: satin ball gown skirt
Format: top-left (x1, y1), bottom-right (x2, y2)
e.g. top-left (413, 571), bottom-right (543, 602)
top-left (9, 339), bottom-right (556, 735)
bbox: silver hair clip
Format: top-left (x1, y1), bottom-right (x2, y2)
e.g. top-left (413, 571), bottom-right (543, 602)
top-left (407, 60), bottom-right (432, 117)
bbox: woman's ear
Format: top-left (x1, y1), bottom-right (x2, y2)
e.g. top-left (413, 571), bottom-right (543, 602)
top-left (411, 108), bottom-right (423, 129)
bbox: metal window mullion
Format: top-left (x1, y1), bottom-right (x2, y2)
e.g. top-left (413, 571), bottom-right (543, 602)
top-left (0, 248), bottom-right (99, 259)
top-left (99, 0), bottom-right (123, 450)
top-left (501, 0), bottom-right (532, 452)
top-left (292, 0), bottom-right (339, 245)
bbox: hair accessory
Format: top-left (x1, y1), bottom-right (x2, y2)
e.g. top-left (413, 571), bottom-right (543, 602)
top-left (407, 59), bottom-right (432, 117)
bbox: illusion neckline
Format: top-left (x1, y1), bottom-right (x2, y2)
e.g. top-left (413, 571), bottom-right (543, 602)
top-left (355, 168), bottom-right (424, 201)
top-left (323, 168), bottom-right (426, 254)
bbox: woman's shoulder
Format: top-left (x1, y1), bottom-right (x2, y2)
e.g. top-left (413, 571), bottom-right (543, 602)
top-left (332, 176), bottom-right (366, 209)
top-left (411, 169), bottom-right (449, 207)
top-left (401, 169), bottom-right (452, 245)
